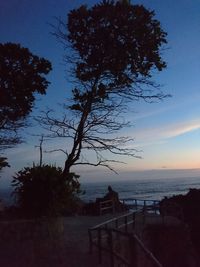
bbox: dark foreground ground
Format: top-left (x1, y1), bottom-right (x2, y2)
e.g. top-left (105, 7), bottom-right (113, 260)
top-left (0, 214), bottom-right (117, 267)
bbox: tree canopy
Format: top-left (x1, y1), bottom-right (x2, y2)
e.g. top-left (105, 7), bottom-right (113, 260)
top-left (0, 42), bottom-right (52, 150)
top-left (67, 0), bottom-right (166, 87)
top-left (0, 43), bottom-right (52, 130)
top-left (39, 0), bottom-right (168, 175)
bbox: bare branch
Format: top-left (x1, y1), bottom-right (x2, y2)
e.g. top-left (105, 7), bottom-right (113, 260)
top-left (44, 148), bottom-right (69, 157)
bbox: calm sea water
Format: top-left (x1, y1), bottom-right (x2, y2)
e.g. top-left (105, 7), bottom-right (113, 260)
top-left (0, 176), bottom-right (200, 205)
top-left (80, 176), bottom-right (200, 202)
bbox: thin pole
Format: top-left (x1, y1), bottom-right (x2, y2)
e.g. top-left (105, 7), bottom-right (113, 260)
top-left (108, 229), bottom-right (114, 267)
top-left (98, 228), bottom-right (102, 263)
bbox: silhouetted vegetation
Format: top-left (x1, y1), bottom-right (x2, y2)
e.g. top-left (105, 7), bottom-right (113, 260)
top-left (0, 42), bottom-right (52, 169)
top-left (0, 1), bottom-right (169, 218)
top-left (0, 157), bottom-right (10, 172)
top-left (11, 164), bottom-right (81, 217)
top-left (160, 189), bottom-right (200, 256)
top-left (38, 0), bottom-right (168, 178)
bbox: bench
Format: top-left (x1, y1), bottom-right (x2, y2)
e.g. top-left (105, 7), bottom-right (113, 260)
top-left (99, 199), bottom-right (114, 215)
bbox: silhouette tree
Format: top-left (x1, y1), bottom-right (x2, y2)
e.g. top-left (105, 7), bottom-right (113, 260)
top-left (0, 157), bottom-right (10, 172)
top-left (38, 0), bottom-right (168, 176)
top-left (12, 164), bottom-right (81, 217)
top-left (0, 43), bottom-right (52, 169)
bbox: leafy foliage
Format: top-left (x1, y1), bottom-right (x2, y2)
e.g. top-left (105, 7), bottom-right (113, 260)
top-left (66, 0), bottom-right (167, 108)
top-left (0, 42), bottom-right (52, 124)
top-left (68, 0), bottom-right (166, 86)
top-left (0, 42), bottom-right (52, 153)
top-left (12, 164), bottom-right (81, 217)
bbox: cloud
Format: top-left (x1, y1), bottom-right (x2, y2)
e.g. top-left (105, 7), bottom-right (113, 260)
top-left (164, 121), bottom-right (200, 138)
top-left (133, 119), bottom-right (200, 146)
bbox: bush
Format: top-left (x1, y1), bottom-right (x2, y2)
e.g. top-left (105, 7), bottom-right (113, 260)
top-left (160, 189), bottom-right (200, 254)
top-left (12, 164), bottom-right (81, 217)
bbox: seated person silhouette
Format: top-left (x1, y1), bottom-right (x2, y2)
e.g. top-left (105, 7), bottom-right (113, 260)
top-left (104, 185), bottom-right (119, 203)
top-left (84, 186), bottom-right (126, 215)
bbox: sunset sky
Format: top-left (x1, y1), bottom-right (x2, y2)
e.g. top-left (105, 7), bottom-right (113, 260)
top-left (1, 0), bottom-right (200, 185)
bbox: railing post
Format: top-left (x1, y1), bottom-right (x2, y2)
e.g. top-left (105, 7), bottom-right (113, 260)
top-left (115, 218), bottom-right (118, 229)
top-left (108, 229), bottom-right (114, 267)
top-left (112, 200), bottom-right (115, 214)
top-left (125, 215), bottom-right (128, 232)
top-left (99, 202), bottom-right (102, 216)
top-left (88, 229), bottom-right (93, 254)
top-left (132, 212), bottom-right (135, 230)
top-left (98, 228), bottom-right (102, 264)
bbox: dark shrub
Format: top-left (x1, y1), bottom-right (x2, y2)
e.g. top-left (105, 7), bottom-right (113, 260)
top-left (160, 188), bottom-right (200, 255)
top-left (12, 164), bottom-right (81, 217)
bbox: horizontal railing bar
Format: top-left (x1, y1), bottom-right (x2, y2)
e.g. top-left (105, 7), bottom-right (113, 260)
top-left (103, 227), bottom-right (132, 237)
top-left (90, 220), bottom-right (135, 244)
top-left (100, 207), bottom-right (113, 211)
top-left (121, 199), bottom-right (160, 206)
top-left (120, 198), bottom-right (160, 202)
top-left (100, 199), bottom-right (113, 205)
top-left (133, 234), bottom-right (163, 267)
top-left (89, 212), bottom-right (134, 230)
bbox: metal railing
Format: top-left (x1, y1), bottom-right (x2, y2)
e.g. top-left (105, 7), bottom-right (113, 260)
top-left (88, 213), bottom-right (162, 267)
top-left (88, 212), bottom-right (135, 266)
top-left (91, 197), bottom-right (160, 216)
top-left (88, 198), bottom-right (162, 267)
top-left (121, 198), bottom-right (160, 214)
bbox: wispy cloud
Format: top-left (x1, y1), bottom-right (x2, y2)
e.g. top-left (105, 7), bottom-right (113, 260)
top-left (162, 121), bottom-right (200, 139)
top-left (133, 119), bottom-right (200, 146)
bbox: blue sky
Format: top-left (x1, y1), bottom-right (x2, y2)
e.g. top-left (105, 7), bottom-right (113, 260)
top-left (1, 0), bottom-right (200, 185)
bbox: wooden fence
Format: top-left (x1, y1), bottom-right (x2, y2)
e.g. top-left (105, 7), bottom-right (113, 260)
top-left (99, 199), bottom-right (115, 215)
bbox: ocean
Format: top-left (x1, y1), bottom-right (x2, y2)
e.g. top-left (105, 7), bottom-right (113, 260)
top-left (0, 176), bottom-right (200, 205)
top-left (80, 176), bottom-right (200, 202)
